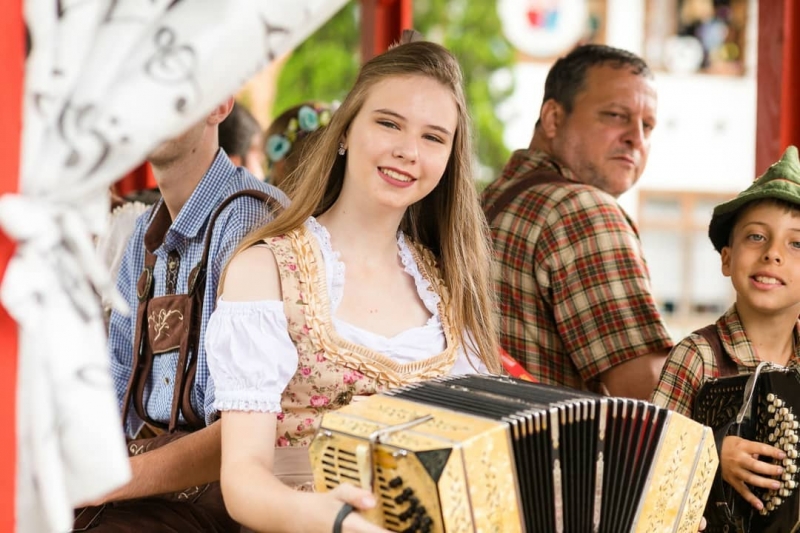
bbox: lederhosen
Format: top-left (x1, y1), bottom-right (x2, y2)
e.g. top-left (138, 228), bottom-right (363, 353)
top-left (73, 189), bottom-right (280, 532)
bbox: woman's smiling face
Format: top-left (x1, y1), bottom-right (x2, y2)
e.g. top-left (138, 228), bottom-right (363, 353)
top-left (339, 74), bottom-right (458, 211)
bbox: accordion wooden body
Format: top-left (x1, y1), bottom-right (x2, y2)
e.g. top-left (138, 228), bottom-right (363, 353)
top-left (694, 364), bottom-right (800, 533)
top-left (309, 375), bottom-right (717, 533)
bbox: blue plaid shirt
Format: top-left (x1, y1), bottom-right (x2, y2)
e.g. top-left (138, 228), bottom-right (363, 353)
top-left (108, 150), bottom-right (288, 436)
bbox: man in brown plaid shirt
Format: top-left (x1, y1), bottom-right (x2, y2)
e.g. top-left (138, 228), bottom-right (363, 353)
top-left (481, 45), bottom-right (672, 400)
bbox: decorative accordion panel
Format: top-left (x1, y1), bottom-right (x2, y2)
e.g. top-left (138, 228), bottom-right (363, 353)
top-left (310, 375), bottom-right (717, 533)
top-left (694, 365), bottom-right (800, 532)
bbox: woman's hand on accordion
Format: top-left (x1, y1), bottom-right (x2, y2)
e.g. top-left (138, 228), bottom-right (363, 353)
top-left (721, 435), bottom-right (787, 510)
top-left (319, 483), bottom-right (392, 533)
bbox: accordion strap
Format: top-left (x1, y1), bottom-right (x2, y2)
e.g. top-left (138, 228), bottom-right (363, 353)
top-left (693, 324), bottom-right (738, 378)
top-left (695, 323), bottom-right (747, 532)
top-left (482, 169), bottom-right (569, 226)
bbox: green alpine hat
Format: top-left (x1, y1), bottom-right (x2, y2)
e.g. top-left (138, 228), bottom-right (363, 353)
top-left (709, 145), bottom-right (800, 253)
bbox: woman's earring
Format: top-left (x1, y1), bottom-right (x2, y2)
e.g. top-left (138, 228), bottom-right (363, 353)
top-left (338, 143), bottom-right (346, 156)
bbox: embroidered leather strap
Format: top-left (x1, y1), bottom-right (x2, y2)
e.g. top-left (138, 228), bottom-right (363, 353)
top-left (169, 189), bottom-right (281, 431)
top-left (123, 208), bottom-right (162, 431)
top-left (122, 189), bottom-right (282, 432)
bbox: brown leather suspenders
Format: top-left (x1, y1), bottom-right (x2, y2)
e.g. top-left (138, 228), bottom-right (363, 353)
top-left (121, 189), bottom-right (281, 433)
top-left (693, 324), bottom-right (739, 378)
top-left (482, 169), bottom-right (569, 225)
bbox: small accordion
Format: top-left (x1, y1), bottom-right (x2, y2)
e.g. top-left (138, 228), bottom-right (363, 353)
top-left (694, 363), bottom-right (800, 533)
top-left (309, 375), bottom-right (717, 533)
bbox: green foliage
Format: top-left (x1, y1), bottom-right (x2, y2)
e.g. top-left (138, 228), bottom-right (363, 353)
top-left (414, 0), bottom-right (515, 173)
top-left (273, 5), bottom-right (361, 114)
top-left (274, 0), bottom-right (515, 176)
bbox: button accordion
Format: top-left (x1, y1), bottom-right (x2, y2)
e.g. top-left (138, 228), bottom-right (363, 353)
top-left (694, 363), bottom-right (800, 532)
top-left (309, 375), bottom-right (717, 533)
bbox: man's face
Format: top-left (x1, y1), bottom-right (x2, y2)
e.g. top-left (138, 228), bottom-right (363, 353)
top-left (549, 64), bottom-right (657, 198)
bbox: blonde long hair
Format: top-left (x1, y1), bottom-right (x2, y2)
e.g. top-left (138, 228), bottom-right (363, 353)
top-left (228, 40), bottom-right (500, 373)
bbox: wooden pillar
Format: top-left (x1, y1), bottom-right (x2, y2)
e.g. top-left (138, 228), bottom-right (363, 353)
top-left (359, 0), bottom-right (413, 62)
top-left (756, 0), bottom-right (800, 172)
top-left (0, 0), bottom-right (23, 528)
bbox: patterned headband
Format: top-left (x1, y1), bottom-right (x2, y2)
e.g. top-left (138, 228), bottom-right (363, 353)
top-left (266, 104), bottom-right (335, 165)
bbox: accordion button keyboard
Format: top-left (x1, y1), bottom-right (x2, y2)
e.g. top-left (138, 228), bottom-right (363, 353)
top-left (756, 391), bottom-right (800, 516)
top-left (394, 488), bottom-right (413, 504)
top-left (398, 509), bottom-right (415, 521)
top-left (388, 476), bottom-right (403, 488)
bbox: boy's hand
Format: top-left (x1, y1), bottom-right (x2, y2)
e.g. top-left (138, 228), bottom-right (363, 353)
top-left (721, 435), bottom-right (786, 510)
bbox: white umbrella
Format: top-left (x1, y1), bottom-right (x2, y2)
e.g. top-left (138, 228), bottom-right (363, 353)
top-left (1, 1), bottom-right (348, 531)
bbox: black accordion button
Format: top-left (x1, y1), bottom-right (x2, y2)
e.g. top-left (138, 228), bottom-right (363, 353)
top-left (394, 488), bottom-right (414, 504)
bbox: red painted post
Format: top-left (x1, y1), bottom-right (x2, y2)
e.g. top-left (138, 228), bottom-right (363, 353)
top-left (780, 1), bottom-right (800, 152)
top-left (756, 0), bottom-right (800, 172)
top-left (115, 163), bottom-right (156, 197)
top-left (0, 0), bottom-right (23, 528)
top-left (360, 0), bottom-right (413, 62)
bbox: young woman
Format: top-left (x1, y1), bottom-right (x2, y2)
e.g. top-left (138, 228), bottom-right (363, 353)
top-left (206, 36), bottom-right (501, 533)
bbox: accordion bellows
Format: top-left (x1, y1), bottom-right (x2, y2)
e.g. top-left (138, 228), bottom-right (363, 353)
top-left (310, 375), bottom-right (718, 533)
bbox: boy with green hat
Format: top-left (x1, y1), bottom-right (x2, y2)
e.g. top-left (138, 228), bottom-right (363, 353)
top-left (652, 146), bottom-right (800, 523)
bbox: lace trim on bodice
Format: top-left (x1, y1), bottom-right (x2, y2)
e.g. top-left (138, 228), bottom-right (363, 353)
top-left (272, 222), bottom-right (459, 388)
top-left (305, 217), bottom-right (440, 324)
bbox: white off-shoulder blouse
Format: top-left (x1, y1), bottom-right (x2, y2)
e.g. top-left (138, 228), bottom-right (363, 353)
top-left (206, 217), bottom-right (486, 413)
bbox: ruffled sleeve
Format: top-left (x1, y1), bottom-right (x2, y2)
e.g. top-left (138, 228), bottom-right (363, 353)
top-left (206, 299), bottom-right (298, 413)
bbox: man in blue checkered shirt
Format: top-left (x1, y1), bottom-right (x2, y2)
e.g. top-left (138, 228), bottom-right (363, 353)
top-left (89, 98), bottom-right (287, 531)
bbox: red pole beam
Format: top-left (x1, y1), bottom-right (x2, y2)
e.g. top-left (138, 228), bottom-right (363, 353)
top-left (780, 0), bottom-right (800, 152)
top-left (360, 0), bottom-right (413, 62)
top-left (0, 0), bottom-right (23, 529)
top-left (756, 0), bottom-right (800, 172)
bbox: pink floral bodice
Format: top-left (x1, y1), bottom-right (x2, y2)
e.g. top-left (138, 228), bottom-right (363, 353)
top-left (265, 225), bottom-right (460, 447)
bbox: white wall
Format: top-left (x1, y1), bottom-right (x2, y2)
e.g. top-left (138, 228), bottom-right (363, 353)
top-left (496, 0), bottom-right (759, 336)
top-left (498, 0), bottom-right (758, 217)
